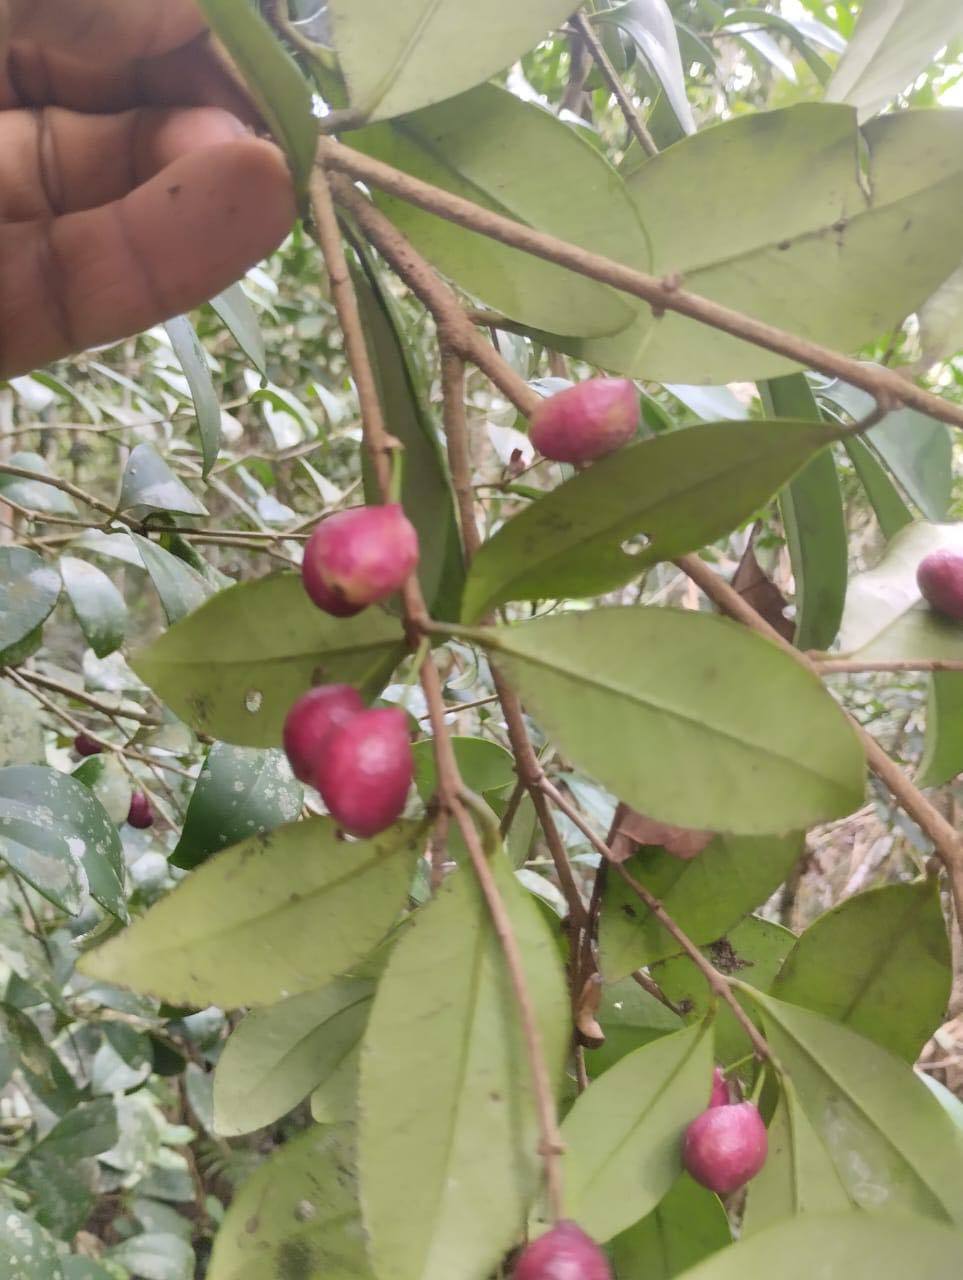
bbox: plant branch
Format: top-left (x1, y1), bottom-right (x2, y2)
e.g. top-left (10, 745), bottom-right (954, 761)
top-left (318, 139), bottom-right (963, 433)
top-left (571, 12), bottom-right (659, 158)
top-left (9, 669), bottom-right (161, 726)
top-left (814, 657), bottom-right (963, 674)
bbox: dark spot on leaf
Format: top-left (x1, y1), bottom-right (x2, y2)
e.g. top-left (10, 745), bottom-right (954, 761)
top-left (777, 240), bottom-right (791, 251)
top-left (277, 1239), bottom-right (316, 1280)
top-left (620, 903), bottom-right (637, 918)
top-left (490, 1090), bottom-right (502, 1102)
top-left (244, 1215), bottom-right (259, 1235)
top-left (678, 998), bottom-right (694, 1015)
top-left (708, 938), bottom-right (749, 974)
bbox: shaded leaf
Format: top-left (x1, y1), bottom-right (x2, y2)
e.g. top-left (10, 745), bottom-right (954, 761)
top-left (585, 976), bottom-right (682, 1077)
top-left (79, 818), bottom-right (423, 1006)
top-left (411, 736), bottom-right (515, 804)
top-left (360, 855), bottom-right (569, 1280)
top-left (771, 879), bottom-right (951, 1062)
top-left (461, 419), bottom-right (840, 621)
top-left (60, 557), bottom-right (127, 659)
top-left (210, 282), bottom-right (267, 376)
top-left (0, 1208), bottom-right (64, 1280)
top-left (132, 574), bottom-right (406, 747)
top-left (918, 670), bottom-right (963, 787)
top-left (472, 608), bottom-right (864, 834)
top-left (562, 1022), bottom-right (713, 1241)
top-left (131, 533), bottom-right (214, 625)
top-left (171, 743), bottom-right (303, 871)
top-left (0, 679), bottom-right (44, 767)
top-left (119, 444), bottom-right (207, 517)
top-left (107, 1234), bottom-right (193, 1280)
top-left (0, 546), bottom-right (60, 652)
top-left (73, 753), bottom-right (133, 826)
top-left (843, 435), bottom-right (912, 539)
top-left (0, 451), bottom-right (77, 515)
top-left (597, 0), bottom-right (696, 135)
top-left (608, 1174), bottom-right (730, 1279)
top-left (165, 316), bottom-right (221, 476)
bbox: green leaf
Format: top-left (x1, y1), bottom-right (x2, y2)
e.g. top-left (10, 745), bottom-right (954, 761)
top-left (826, 0), bottom-right (963, 121)
top-left (571, 105), bottom-right (963, 382)
top-left (771, 879), bottom-right (951, 1062)
top-left (63, 1261), bottom-right (123, 1280)
top-left (0, 451), bottom-right (78, 515)
top-left (600, 837), bottom-right (800, 980)
top-left (12, 1099), bottom-right (119, 1238)
top-left (585, 977), bottom-right (683, 1077)
top-left (608, 1174), bottom-right (730, 1279)
top-left (194, 0), bottom-right (317, 192)
top-left (0, 765), bottom-right (126, 918)
top-left (677, 1214), bottom-right (963, 1280)
top-left (461, 419), bottom-right (840, 621)
top-left (742, 989), bottom-right (963, 1224)
top-left (843, 435), bottom-right (912, 539)
top-left (107, 1234), bottom-right (193, 1280)
top-left (561, 1022), bottom-right (713, 1242)
top-left (210, 282), bottom-right (267, 376)
top-left (412, 736), bottom-right (516, 803)
top-left (741, 1083), bottom-right (854, 1237)
top-left (131, 533), bottom-right (213, 625)
top-left (360, 855), bottom-right (569, 1280)
top-left (0, 679), bottom-right (44, 767)
top-left (471, 608), bottom-right (864, 834)
top-left (165, 316), bottom-right (221, 477)
top-left (0, 1004), bottom-right (81, 1114)
top-left (596, 0), bottom-right (696, 135)
top-left (0, 546), bottom-right (60, 652)
top-left (132, 574), bottom-right (406, 747)
top-left (207, 1124), bottom-right (373, 1280)
top-left (171, 743), bottom-right (303, 871)
top-left (918, 671), bottom-right (963, 787)
top-left (119, 444), bottom-right (207, 517)
top-left (79, 817), bottom-right (423, 1006)
top-left (330, 0), bottom-right (576, 122)
top-left (652, 916), bottom-right (796, 1070)
top-left (73, 753), bottom-right (134, 826)
top-left (352, 244), bottom-right (464, 617)
top-left (213, 978), bottom-right (373, 1136)
top-left (60, 557), bottom-right (127, 659)
top-left (836, 522), bottom-right (963, 660)
top-left (0, 1207), bottom-right (64, 1279)
top-left (348, 83), bottom-right (648, 339)
top-left (763, 376), bottom-right (846, 651)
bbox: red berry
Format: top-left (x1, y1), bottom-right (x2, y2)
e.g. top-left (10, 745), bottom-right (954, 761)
top-left (302, 504), bottom-right (419, 617)
top-left (282, 685), bottom-right (364, 784)
top-left (514, 1222), bottom-right (611, 1280)
top-left (530, 378), bottom-right (639, 464)
top-left (683, 1102), bottom-right (768, 1195)
top-left (127, 792), bottom-right (154, 829)
top-left (917, 549), bottom-right (963, 621)
top-left (709, 1066), bottom-right (728, 1108)
top-left (74, 733), bottom-right (102, 757)
top-left (315, 708), bottom-right (413, 838)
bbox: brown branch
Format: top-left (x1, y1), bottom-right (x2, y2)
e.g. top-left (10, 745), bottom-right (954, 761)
top-left (440, 350), bottom-right (481, 558)
top-left (10, 669), bottom-right (160, 726)
top-left (0, 463), bottom-right (117, 519)
top-left (571, 12), bottom-right (659, 158)
top-left (318, 139), bottom-right (963, 433)
top-left (815, 658), bottom-right (963, 674)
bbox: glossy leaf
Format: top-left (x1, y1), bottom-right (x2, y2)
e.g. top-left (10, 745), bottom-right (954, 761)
top-left (918, 671), bottom-right (963, 787)
top-left (352, 245), bottom-right (464, 617)
top-left (597, 0), bottom-right (696, 135)
top-left (213, 978), bottom-right (373, 1136)
top-left (0, 766), bottom-right (125, 919)
top-left (601, 838), bottom-right (799, 980)
top-left (73, 753), bottom-right (133, 826)
top-left (836, 522), bottom-right (963, 660)
top-left (171, 743), bottom-right (303, 871)
top-left (0, 1208), bottom-right (64, 1280)
top-left (744, 990), bottom-right (963, 1224)
top-left (194, 0), bottom-right (317, 191)
top-left (348, 84), bottom-right (648, 339)
top-left (165, 316), bottom-right (221, 476)
top-left (412, 736), bottom-right (515, 803)
top-left (826, 0), bottom-right (963, 121)
top-left (207, 1124), bottom-right (373, 1280)
top-left (562, 1022), bottom-right (713, 1241)
top-left (473, 608), bottom-right (864, 834)
top-left (132, 574), bottom-right (406, 747)
top-left (131, 533), bottom-right (213, 625)
top-left (210, 282), bottom-right (267, 376)
top-left (608, 1174), bottom-right (730, 1279)
top-left (329, 0), bottom-right (575, 122)
top-left (119, 444), bottom-right (207, 517)
top-left (461, 419), bottom-right (840, 621)
top-left (106, 1234), bottom-right (193, 1280)
top-left (772, 880), bottom-right (951, 1062)
top-left (0, 451), bottom-right (77, 515)
top-left (843, 435), bottom-right (912, 539)
top-left (679, 1214), bottom-right (963, 1279)
top-left (0, 679), bottom-right (44, 767)
top-left (79, 818), bottom-right (423, 1007)
top-left (360, 855), bottom-right (569, 1280)
top-left (763, 375), bottom-right (846, 651)
top-left (60, 557), bottom-right (127, 659)
top-left (0, 547), bottom-right (60, 652)
top-left (573, 105), bottom-right (963, 382)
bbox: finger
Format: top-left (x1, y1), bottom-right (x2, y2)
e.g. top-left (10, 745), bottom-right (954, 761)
top-left (0, 106), bottom-right (252, 222)
top-left (0, 138), bottom-right (295, 378)
top-left (8, 0), bottom-right (206, 64)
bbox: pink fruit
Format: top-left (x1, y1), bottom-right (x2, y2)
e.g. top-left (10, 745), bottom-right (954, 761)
top-left (709, 1066), bottom-right (729, 1108)
top-left (74, 733), bottom-right (102, 757)
top-left (283, 685), bottom-right (364, 784)
top-left (302, 504), bottom-right (419, 617)
top-left (683, 1102), bottom-right (768, 1195)
top-left (127, 792), bottom-right (154, 829)
top-left (530, 378), bottom-right (639, 464)
top-left (315, 707), bottom-right (413, 838)
top-left (514, 1221), bottom-right (611, 1280)
top-left (917, 549), bottom-right (963, 621)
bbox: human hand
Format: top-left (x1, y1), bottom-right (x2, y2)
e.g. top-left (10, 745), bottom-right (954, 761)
top-left (0, 0), bottom-right (297, 377)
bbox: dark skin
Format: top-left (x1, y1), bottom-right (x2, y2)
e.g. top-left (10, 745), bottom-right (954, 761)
top-left (0, 0), bottom-right (297, 378)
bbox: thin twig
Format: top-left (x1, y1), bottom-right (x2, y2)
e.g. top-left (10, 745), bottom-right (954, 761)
top-left (815, 658), bottom-right (963, 674)
top-left (571, 12), bottom-right (659, 158)
top-left (11, 669), bottom-right (161, 725)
